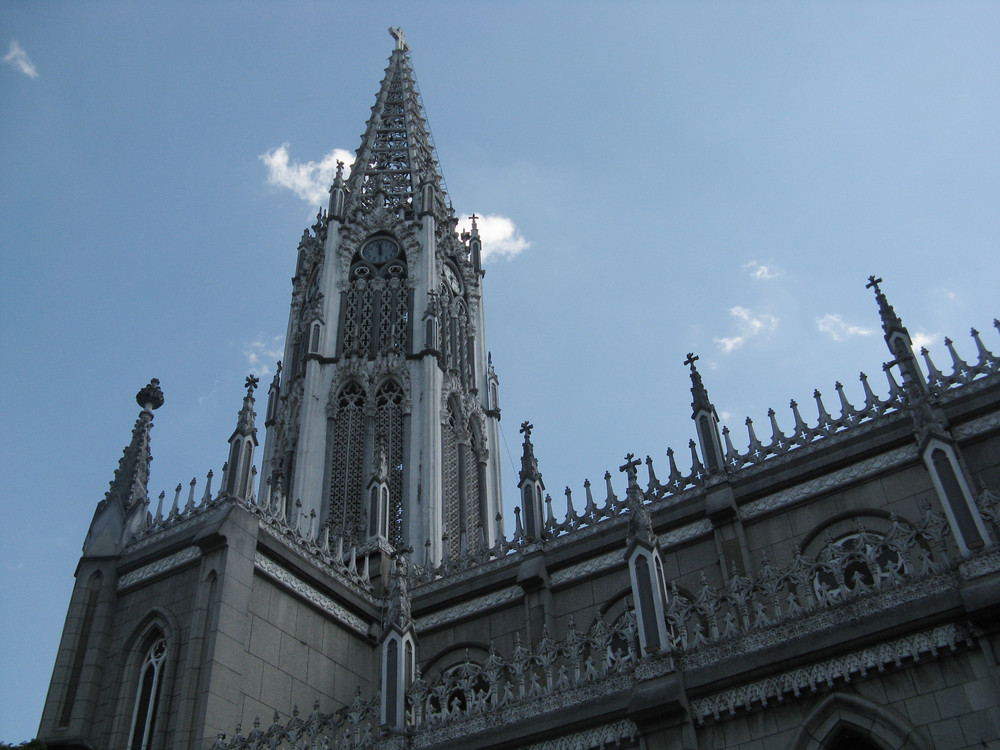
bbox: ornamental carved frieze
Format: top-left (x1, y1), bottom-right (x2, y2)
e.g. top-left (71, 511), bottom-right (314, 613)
top-left (688, 622), bottom-right (971, 725)
top-left (741, 445), bottom-right (917, 520)
top-left (253, 551), bottom-right (369, 635)
top-left (117, 546), bottom-right (201, 590)
top-left (413, 585), bottom-right (520, 631)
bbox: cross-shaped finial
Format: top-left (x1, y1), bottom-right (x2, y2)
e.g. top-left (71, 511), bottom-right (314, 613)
top-left (389, 27), bottom-right (409, 51)
top-left (335, 160), bottom-right (344, 180)
top-left (245, 374), bottom-right (260, 392)
top-left (866, 275), bottom-right (883, 293)
top-left (684, 352), bottom-right (699, 368)
top-left (520, 421), bottom-right (533, 439)
top-left (619, 452), bottom-right (641, 481)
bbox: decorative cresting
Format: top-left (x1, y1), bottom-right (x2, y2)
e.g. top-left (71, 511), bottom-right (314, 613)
top-left (345, 27), bottom-right (450, 223)
top-left (622, 454), bottom-right (671, 655)
top-left (406, 613), bottom-right (642, 732)
top-left (209, 613), bottom-right (643, 750)
top-left (408, 319), bottom-right (998, 587)
top-left (209, 695), bottom-right (381, 750)
top-left (663, 498), bottom-right (1000, 668)
top-left (209, 491), bottom-right (1000, 748)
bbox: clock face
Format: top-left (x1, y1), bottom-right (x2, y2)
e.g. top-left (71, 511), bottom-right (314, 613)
top-left (361, 238), bottom-right (398, 264)
top-left (443, 264), bottom-right (462, 294)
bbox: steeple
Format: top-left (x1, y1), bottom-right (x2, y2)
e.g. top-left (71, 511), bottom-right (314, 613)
top-left (83, 379), bottom-right (164, 556)
top-left (258, 29), bottom-right (505, 568)
top-left (866, 275), bottom-right (927, 394)
top-left (345, 27), bottom-right (451, 222)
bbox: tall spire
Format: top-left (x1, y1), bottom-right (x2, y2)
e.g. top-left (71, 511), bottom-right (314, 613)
top-left (345, 28), bottom-right (450, 219)
top-left (83, 379), bottom-right (164, 555)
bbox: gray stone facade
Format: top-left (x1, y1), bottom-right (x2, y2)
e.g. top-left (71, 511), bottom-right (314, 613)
top-left (39, 31), bottom-right (1000, 750)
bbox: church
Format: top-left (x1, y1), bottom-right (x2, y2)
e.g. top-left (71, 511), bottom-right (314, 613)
top-left (38, 30), bottom-right (1000, 750)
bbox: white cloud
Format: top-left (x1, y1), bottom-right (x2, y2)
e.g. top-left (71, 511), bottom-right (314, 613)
top-left (457, 214), bottom-right (530, 262)
top-left (4, 40), bottom-right (39, 79)
top-left (714, 306), bottom-right (778, 353)
top-left (716, 336), bottom-right (746, 354)
top-left (911, 331), bottom-right (937, 352)
top-left (244, 335), bottom-right (285, 378)
top-left (744, 260), bottom-right (778, 280)
top-left (816, 313), bottom-right (875, 342)
top-left (260, 144), bottom-right (354, 207)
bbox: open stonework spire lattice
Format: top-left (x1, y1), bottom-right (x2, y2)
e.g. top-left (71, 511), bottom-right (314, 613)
top-left (346, 29), bottom-right (449, 219)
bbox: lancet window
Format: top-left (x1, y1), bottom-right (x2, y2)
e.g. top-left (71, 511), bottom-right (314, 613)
top-left (127, 635), bottom-right (167, 750)
top-left (375, 380), bottom-right (406, 548)
top-left (442, 400), bottom-right (461, 559)
top-left (466, 420), bottom-right (484, 553)
top-left (328, 382), bottom-right (367, 542)
top-left (340, 236), bottom-right (410, 358)
top-left (428, 264), bottom-right (474, 389)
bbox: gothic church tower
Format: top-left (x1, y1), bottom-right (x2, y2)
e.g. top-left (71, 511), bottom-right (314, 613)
top-left (259, 30), bottom-right (503, 566)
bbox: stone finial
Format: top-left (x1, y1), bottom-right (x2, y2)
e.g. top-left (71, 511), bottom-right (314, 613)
top-left (136, 379), bottom-right (164, 412)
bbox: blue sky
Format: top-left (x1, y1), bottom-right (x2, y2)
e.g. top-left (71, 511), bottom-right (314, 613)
top-left (2, 2), bottom-right (999, 742)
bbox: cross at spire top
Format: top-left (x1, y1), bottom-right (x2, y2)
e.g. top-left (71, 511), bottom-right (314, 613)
top-left (389, 26), bottom-right (409, 52)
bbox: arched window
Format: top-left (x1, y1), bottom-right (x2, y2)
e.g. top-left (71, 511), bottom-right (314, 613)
top-left (375, 381), bottom-right (406, 548)
top-left (127, 635), bottom-right (167, 750)
top-left (328, 382), bottom-right (367, 542)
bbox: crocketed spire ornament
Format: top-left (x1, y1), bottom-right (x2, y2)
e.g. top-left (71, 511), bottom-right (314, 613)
top-left (866, 275), bottom-right (904, 339)
top-left (685, 353), bottom-right (712, 417)
top-left (867, 275), bottom-right (928, 397)
top-left (385, 553), bottom-right (412, 630)
top-left (621, 453), bottom-right (656, 551)
top-left (83, 379), bottom-right (163, 555)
